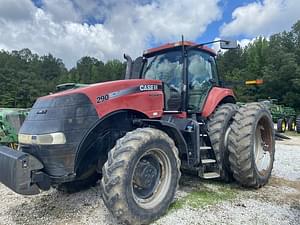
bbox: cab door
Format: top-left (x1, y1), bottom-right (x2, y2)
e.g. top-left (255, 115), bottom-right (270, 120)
top-left (187, 50), bottom-right (218, 113)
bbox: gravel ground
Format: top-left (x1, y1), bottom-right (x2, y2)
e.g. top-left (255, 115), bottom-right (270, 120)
top-left (0, 136), bottom-right (299, 225)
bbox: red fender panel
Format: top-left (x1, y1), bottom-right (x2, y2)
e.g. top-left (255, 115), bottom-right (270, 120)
top-left (202, 87), bottom-right (235, 118)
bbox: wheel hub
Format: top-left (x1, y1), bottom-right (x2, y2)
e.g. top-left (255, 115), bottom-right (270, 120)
top-left (133, 156), bottom-right (161, 199)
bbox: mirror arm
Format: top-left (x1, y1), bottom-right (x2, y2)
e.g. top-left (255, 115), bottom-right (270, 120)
top-left (186, 40), bottom-right (228, 51)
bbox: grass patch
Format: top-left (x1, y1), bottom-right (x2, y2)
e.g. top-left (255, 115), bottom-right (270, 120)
top-left (169, 184), bottom-right (236, 211)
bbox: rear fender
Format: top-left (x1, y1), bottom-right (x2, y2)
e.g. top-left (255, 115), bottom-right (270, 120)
top-left (202, 87), bottom-right (236, 118)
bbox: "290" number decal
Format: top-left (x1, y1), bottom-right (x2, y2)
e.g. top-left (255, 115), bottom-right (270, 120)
top-left (96, 94), bottom-right (109, 103)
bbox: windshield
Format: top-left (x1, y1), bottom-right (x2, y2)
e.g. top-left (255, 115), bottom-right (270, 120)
top-left (144, 50), bottom-right (183, 89)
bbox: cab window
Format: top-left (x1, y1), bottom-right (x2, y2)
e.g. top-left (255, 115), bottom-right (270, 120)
top-left (187, 50), bottom-right (215, 112)
top-left (144, 51), bottom-right (183, 111)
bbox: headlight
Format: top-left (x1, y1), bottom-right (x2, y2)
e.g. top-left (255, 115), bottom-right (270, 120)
top-left (19, 132), bottom-right (66, 145)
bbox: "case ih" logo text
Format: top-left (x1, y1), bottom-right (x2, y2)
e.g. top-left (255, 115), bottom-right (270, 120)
top-left (139, 84), bottom-right (159, 92)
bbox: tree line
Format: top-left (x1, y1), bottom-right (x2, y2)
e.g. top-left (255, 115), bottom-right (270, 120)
top-left (217, 20), bottom-right (300, 112)
top-left (0, 20), bottom-right (299, 111)
top-left (0, 50), bottom-right (125, 108)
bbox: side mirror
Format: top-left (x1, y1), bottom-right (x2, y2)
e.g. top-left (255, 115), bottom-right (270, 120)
top-left (220, 40), bottom-right (238, 49)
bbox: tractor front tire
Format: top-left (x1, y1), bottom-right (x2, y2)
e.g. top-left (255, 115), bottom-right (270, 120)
top-left (101, 128), bottom-right (180, 225)
top-left (208, 103), bottom-right (238, 182)
top-left (228, 103), bottom-right (275, 188)
top-left (277, 118), bottom-right (286, 133)
top-left (296, 116), bottom-right (300, 133)
top-left (287, 117), bottom-right (296, 131)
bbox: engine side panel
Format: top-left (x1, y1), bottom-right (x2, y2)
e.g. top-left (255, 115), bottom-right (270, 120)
top-left (43, 79), bottom-right (165, 119)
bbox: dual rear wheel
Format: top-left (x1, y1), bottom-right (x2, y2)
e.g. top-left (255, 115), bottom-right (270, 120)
top-left (278, 117), bottom-right (297, 132)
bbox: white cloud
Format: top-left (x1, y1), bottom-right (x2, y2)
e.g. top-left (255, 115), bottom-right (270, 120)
top-left (220, 0), bottom-right (300, 37)
top-left (0, 0), bottom-right (222, 68)
top-left (238, 38), bottom-right (256, 48)
top-left (0, 0), bottom-right (36, 21)
top-left (42, 0), bottom-right (80, 22)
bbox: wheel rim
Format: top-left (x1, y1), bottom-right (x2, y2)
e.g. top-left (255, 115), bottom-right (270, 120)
top-left (282, 121), bottom-right (286, 131)
top-left (224, 126), bottom-right (231, 149)
top-left (292, 122), bottom-right (296, 131)
top-left (131, 148), bottom-right (172, 209)
top-left (254, 117), bottom-right (273, 175)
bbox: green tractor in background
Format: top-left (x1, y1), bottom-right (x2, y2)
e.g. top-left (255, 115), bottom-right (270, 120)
top-left (55, 83), bottom-right (89, 93)
top-left (0, 108), bottom-right (30, 149)
top-left (259, 99), bottom-right (297, 133)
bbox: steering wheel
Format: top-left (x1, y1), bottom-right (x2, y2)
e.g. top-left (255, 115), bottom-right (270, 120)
top-left (169, 84), bottom-right (181, 93)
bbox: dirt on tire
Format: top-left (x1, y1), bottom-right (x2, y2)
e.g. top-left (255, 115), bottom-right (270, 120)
top-left (100, 128), bottom-right (181, 225)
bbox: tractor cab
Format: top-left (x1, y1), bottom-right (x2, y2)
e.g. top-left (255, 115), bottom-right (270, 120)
top-left (125, 40), bottom-right (237, 115)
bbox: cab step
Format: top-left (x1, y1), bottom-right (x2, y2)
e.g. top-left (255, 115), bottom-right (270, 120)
top-left (200, 146), bottom-right (212, 150)
top-left (199, 134), bottom-right (208, 137)
top-left (202, 172), bottom-right (220, 179)
top-left (201, 159), bottom-right (216, 164)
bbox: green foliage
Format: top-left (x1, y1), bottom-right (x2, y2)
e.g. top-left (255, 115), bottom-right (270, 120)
top-left (0, 49), bottom-right (125, 108)
top-left (217, 20), bottom-right (300, 112)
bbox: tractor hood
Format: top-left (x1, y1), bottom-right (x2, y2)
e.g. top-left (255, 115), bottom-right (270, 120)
top-left (45, 79), bottom-right (164, 118)
top-left (19, 93), bottom-right (99, 177)
top-left (18, 79), bottom-right (164, 177)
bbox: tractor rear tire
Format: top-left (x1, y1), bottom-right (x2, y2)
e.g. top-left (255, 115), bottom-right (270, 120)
top-left (287, 117), bottom-right (296, 131)
top-left (101, 128), bottom-right (180, 225)
top-left (296, 116), bottom-right (300, 133)
top-left (277, 118), bottom-right (286, 133)
top-left (207, 103), bottom-right (238, 182)
top-left (228, 103), bottom-right (275, 188)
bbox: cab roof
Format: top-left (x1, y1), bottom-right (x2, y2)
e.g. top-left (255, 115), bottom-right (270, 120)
top-left (143, 41), bottom-right (216, 57)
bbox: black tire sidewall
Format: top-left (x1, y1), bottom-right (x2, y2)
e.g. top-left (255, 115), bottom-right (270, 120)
top-left (287, 117), bottom-right (296, 131)
top-left (277, 118), bottom-right (286, 133)
top-left (297, 116), bottom-right (300, 133)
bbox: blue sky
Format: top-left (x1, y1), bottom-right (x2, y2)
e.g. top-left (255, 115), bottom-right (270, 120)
top-left (0, 0), bottom-right (299, 68)
top-left (198, 0), bottom-right (254, 42)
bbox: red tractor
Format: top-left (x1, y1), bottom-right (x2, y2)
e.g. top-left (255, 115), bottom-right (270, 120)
top-left (0, 40), bottom-right (275, 225)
